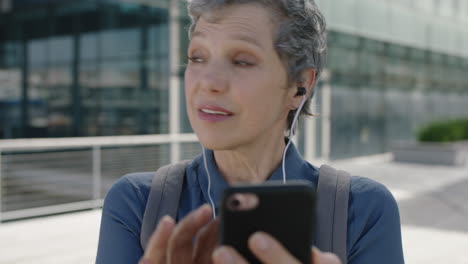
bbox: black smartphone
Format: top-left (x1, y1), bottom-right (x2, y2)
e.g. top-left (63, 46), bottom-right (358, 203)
top-left (219, 180), bottom-right (316, 264)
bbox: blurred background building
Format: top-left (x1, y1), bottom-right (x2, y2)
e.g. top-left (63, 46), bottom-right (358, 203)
top-left (0, 0), bottom-right (467, 220)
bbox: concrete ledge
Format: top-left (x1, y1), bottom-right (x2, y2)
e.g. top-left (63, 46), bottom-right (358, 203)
top-left (392, 141), bottom-right (468, 166)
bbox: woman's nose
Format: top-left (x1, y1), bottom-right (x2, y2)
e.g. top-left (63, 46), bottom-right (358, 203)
top-left (199, 64), bottom-right (229, 94)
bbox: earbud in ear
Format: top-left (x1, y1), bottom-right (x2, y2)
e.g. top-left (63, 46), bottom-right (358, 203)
top-left (295, 87), bottom-right (306, 96)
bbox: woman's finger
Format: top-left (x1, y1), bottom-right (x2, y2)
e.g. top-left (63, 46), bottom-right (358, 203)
top-left (212, 246), bottom-right (249, 264)
top-left (193, 219), bottom-right (219, 263)
top-left (140, 215), bottom-right (175, 264)
top-left (166, 204), bottom-right (213, 263)
top-left (311, 247), bottom-right (342, 264)
top-left (248, 232), bottom-right (300, 264)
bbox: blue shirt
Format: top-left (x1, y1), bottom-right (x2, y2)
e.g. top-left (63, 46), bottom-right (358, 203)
top-left (96, 144), bottom-right (404, 263)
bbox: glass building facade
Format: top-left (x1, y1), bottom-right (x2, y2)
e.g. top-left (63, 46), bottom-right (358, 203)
top-left (1, 0), bottom-right (468, 159)
top-left (324, 31), bottom-right (468, 159)
top-left (0, 0), bottom-right (184, 138)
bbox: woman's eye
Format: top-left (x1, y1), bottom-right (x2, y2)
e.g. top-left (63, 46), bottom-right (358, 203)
top-left (188, 56), bottom-right (204, 63)
top-left (234, 60), bottom-right (254, 67)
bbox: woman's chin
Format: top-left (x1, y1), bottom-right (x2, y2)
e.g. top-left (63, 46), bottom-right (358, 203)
top-left (198, 139), bottom-right (229, 151)
top-left (196, 133), bottom-right (236, 151)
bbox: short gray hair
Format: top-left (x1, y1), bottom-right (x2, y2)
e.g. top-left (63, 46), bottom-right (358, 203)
top-left (186, 0), bottom-right (327, 130)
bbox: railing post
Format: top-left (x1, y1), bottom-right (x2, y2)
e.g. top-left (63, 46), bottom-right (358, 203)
top-left (321, 69), bottom-right (331, 162)
top-left (92, 146), bottom-right (101, 208)
top-left (305, 79), bottom-right (320, 162)
top-left (169, 0), bottom-right (181, 163)
top-left (304, 112), bottom-right (317, 162)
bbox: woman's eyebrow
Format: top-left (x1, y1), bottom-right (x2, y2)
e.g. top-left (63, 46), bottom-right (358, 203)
top-left (230, 33), bottom-right (265, 50)
top-left (191, 30), bottom-right (206, 40)
top-left (191, 30), bottom-right (265, 50)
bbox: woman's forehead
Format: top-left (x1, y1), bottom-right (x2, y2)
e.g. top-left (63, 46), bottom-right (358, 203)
top-left (200, 2), bottom-right (277, 24)
top-left (193, 4), bottom-right (276, 47)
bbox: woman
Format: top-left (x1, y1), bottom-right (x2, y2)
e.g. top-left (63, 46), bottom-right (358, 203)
top-left (96, 0), bottom-right (404, 263)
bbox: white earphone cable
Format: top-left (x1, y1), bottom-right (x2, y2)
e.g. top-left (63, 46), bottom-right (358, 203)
top-left (202, 147), bottom-right (217, 219)
top-left (281, 95), bottom-right (307, 183)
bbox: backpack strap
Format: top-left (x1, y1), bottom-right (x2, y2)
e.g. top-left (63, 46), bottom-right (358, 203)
top-left (140, 160), bottom-right (191, 250)
top-left (316, 164), bottom-right (352, 264)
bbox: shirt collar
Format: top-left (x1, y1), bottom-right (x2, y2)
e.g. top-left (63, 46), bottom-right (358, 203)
top-left (195, 142), bottom-right (315, 209)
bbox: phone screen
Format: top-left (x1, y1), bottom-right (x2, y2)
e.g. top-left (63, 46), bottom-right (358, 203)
top-left (219, 180), bottom-right (316, 264)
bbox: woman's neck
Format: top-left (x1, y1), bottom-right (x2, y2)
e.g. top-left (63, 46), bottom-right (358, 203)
top-left (213, 136), bottom-right (286, 184)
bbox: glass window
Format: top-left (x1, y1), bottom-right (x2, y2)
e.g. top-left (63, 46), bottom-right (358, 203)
top-left (80, 59), bottom-right (169, 136)
top-left (3, 41), bottom-right (21, 67)
top-left (328, 46), bottom-right (359, 73)
top-left (49, 36), bottom-right (73, 64)
top-left (328, 31), bottom-right (360, 50)
top-left (28, 39), bottom-right (48, 67)
top-left (26, 65), bottom-right (73, 138)
top-left (0, 68), bottom-right (22, 138)
top-left (0, 42), bottom-right (6, 67)
top-left (100, 29), bottom-right (140, 59)
top-left (80, 33), bottom-right (98, 62)
top-left (148, 58), bottom-right (169, 134)
top-left (97, 60), bottom-right (138, 124)
top-left (148, 24), bottom-right (169, 57)
top-left (80, 63), bottom-right (98, 137)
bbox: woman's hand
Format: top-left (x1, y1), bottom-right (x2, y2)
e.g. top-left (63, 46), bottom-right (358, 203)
top-left (139, 204), bottom-right (340, 264)
top-left (139, 204), bottom-right (218, 264)
top-left (212, 232), bottom-right (341, 264)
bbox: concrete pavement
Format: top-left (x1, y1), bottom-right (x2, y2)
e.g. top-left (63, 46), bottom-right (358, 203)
top-left (329, 156), bottom-right (468, 263)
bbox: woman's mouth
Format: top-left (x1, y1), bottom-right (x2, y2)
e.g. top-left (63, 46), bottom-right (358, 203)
top-left (201, 109), bottom-right (231, 115)
top-left (198, 106), bottom-right (234, 122)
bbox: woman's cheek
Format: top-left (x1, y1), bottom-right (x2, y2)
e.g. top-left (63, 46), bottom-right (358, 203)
top-left (184, 69), bottom-right (197, 92)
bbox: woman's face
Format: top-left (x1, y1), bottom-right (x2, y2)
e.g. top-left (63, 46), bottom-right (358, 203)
top-left (185, 3), bottom-right (295, 150)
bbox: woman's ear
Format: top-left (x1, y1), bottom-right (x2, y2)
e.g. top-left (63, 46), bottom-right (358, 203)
top-left (288, 68), bottom-right (317, 110)
top-left (299, 68), bottom-right (316, 98)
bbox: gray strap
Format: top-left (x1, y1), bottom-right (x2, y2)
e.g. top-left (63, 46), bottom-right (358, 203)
top-left (140, 160), bottom-right (191, 250)
top-left (316, 164), bottom-right (351, 264)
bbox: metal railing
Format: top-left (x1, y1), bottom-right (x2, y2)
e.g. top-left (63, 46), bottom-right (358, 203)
top-left (0, 134), bottom-right (200, 222)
